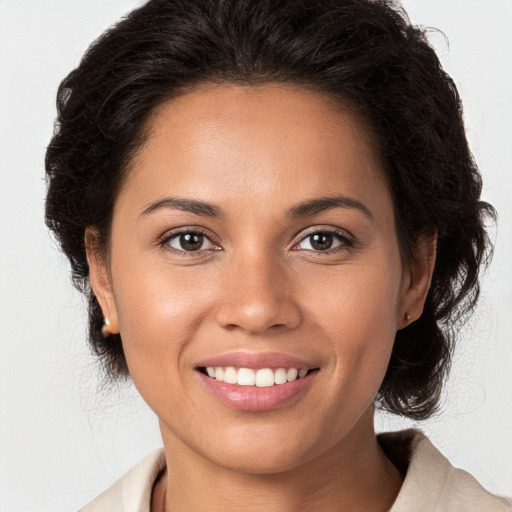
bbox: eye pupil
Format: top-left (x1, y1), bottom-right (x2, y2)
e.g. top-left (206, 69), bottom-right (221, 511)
top-left (180, 233), bottom-right (203, 251)
top-left (311, 233), bottom-right (333, 250)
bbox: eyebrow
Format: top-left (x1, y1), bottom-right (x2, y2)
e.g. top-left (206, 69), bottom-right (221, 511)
top-left (139, 195), bottom-right (372, 220)
top-left (288, 196), bottom-right (373, 220)
top-left (139, 197), bottom-right (223, 218)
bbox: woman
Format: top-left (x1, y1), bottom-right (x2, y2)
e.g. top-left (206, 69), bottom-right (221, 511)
top-left (44, 0), bottom-right (511, 510)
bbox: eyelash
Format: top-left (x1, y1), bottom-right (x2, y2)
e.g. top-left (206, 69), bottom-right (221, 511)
top-left (292, 227), bottom-right (354, 254)
top-left (159, 228), bottom-right (220, 256)
top-left (159, 227), bottom-right (354, 256)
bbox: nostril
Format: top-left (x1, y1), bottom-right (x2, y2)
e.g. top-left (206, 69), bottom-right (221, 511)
top-left (215, 301), bottom-right (301, 334)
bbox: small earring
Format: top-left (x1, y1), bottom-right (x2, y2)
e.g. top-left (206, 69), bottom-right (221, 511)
top-left (404, 312), bottom-right (412, 322)
top-left (101, 317), bottom-right (111, 338)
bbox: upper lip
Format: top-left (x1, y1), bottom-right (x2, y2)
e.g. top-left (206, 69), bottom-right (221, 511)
top-left (196, 351), bottom-right (317, 370)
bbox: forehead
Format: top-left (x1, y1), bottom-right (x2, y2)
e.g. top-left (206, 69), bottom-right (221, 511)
top-left (120, 83), bottom-right (391, 218)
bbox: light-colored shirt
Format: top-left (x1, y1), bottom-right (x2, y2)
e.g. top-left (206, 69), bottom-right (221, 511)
top-left (79, 429), bottom-right (511, 511)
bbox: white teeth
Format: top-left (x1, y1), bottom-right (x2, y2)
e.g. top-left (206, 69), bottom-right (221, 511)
top-left (286, 368), bottom-right (298, 382)
top-left (256, 368), bottom-right (274, 387)
top-left (223, 366), bottom-right (238, 384)
top-left (204, 366), bottom-right (311, 386)
top-left (214, 367), bottom-right (224, 381)
top-left (237, 368), bottom-right (256, 386)
top-left (274, 368), bottom-right (287, 385)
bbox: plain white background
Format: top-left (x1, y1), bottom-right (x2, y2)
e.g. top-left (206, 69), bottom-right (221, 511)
top-left (0, 1), bottom-right (511, 510)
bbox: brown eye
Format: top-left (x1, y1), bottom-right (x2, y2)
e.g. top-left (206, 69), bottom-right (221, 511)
top-left (296, 230), bottom-right (351, 252)
top-left (167, 232), bottom-right (215, 252)
top-left (309, 233), bottom-right (334, 250)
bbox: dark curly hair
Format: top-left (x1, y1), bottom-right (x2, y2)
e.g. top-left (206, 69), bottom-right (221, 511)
top-left (45, 0), bottom-right (495, 419)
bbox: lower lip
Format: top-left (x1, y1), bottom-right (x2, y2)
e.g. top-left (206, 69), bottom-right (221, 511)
top-left (198, 371), bottom-right (317, 412)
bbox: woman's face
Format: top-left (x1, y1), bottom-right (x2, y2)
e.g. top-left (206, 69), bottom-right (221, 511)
top-left (89, 84), bottom-right (430, 474)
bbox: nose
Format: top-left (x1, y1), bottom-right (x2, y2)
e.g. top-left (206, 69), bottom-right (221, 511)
top-left (214, 252), bottom-right (301, 335)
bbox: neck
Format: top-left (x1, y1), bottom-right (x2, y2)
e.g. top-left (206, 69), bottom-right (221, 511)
top-left (154, 411), bottom-right (402, 512)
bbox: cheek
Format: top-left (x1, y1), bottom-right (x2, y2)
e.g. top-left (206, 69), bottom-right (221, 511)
top-left (301, 260), bottom-right (402, 383)
top-left (110, 259), bottom-right (213, 382)
top-left (302, 258), bottom-right (402, 334)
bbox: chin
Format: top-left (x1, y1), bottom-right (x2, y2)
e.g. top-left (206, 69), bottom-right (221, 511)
top-left (212, 445), bottom-right (312, 475)
top-left (185, 420), bottom-right (325, 475)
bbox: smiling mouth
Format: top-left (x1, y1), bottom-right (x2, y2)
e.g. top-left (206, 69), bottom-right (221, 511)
top-left (198, 366), bottom-right (318, 387)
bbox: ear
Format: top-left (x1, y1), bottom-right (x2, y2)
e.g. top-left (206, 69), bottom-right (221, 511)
top-left (398, 231), bottom-right (437, 329)
top-left (85, 227), bottom-right (119, 335)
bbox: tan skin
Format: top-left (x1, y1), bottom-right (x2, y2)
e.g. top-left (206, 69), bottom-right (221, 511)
top-left (86, 84), bottom-right (436, 512)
